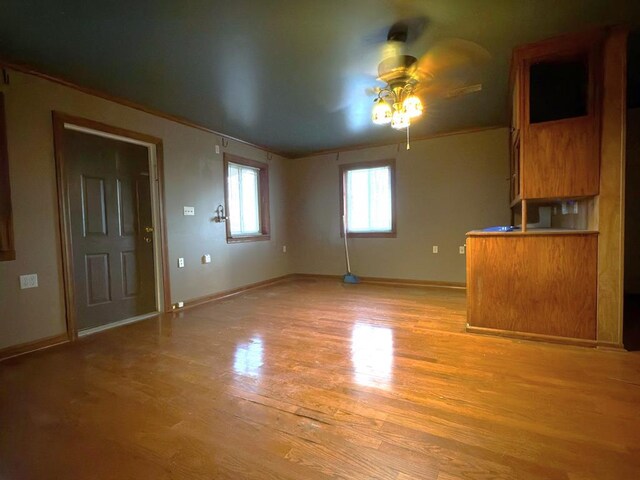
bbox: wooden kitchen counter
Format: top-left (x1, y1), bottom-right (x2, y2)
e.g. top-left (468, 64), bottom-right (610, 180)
top-left (466, 231), bottom-right (598, 344)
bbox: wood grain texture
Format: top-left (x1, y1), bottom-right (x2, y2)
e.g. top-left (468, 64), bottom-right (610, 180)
top-left (523, 116), bottom-right (601, 198)
top-left (466, 234), bottom-right (597, 339)
top-left (597, 27), bottom-right (628, 347)
top-left (0, 92), bottom-right (15, 261)
top-left (466, 325), bottom-right (598, 348)
top-left (295, 273), bottom-right (465, 289)
top-left (517, 29), bottom-right (603, 200)
top-left (1, 278), bottom-right (639, 479)
top-left (174, 274), bottom-right (296, 311)
top-left (0, 333), bottom-right (68, 361)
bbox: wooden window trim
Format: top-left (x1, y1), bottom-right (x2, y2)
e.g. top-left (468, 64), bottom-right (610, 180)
top-left (339, 158), bottom-right (397, 239)
top-left (0, 93), bottom-right (15, 261)
top-left (223, 153), bottom-right (270, 244)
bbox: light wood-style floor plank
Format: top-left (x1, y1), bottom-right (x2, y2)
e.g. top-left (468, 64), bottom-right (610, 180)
top-left (1, 278), bottom-right (640, 479)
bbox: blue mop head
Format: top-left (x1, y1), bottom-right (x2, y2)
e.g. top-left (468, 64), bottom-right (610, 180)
top-left (343, 273), bottom-right (360, 284)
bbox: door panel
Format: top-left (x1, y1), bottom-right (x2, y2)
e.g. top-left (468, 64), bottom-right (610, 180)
top-left (82, 176), bottom-right (108, 236)
top-left (64, 129), bottom-right (156, 331)
top-left (117, 178), bottom-right (136, 236)
top-left (121, 250), bottom-right (138, 298)
top-left (85, 253), bottom-right (111, 305)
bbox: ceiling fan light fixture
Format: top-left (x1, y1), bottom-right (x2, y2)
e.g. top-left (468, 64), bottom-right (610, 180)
top-left (391, 108), bottom-right (410, 130)
top-left (372, 97), bottom-right (392, 125)
top-left (403, 95), bottom-right (423, 118)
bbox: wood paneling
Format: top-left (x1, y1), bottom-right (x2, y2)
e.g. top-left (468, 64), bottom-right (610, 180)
top-left (523, 116), bottom-right (600, 198)
top-left (597, 27), bottom-right (628, 347)
top-left (1, 279), bottom-right (640, 478)
top-left (467, 234), bottom-right (597, 339)
top-left (517, 30), bottom-right (603, 200)
top-left (0, 92), bottom-right (14, 261)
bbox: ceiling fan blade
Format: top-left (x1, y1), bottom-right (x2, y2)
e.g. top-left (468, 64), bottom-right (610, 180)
top-left (365, 86), bottom-right (382, 97)
top-left (445, 83), bottom-right (483, 98)
top-left (413, 80), bottom-right (483, 101)
top-left (414, 38), bottom-right (491, 82)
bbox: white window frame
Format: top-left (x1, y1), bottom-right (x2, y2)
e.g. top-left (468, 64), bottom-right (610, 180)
top-left (339, 159), bottom-right (396, 238)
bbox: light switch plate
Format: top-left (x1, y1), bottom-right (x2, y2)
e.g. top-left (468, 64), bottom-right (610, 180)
top-left (20, 274), bottom-right (38, 289)
top-left (184, 206), bottom-right (195, 216)
top-left (432, 246), bottom-right (439, 254)
top-left (202, 254), bottom-right (211, 264)
top-left (459, 246), bottom-right (466, 254)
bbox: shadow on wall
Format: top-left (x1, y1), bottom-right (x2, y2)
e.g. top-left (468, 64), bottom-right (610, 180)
top-left (624, 29), bottom-right (640, 350)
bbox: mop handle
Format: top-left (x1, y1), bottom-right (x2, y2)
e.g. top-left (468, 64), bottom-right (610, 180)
top-left (343, 214), bottom-right (352, 274)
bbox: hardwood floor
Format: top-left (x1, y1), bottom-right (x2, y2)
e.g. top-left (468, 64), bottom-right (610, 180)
top-left (1, 278), bottom-right (640, 479)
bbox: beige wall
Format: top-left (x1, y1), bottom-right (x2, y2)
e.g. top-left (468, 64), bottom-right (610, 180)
top-left (288, 128), bottom-right (510, 283)
top-left (0, 69), bottom-right (291, 350)
top-left (0, 68), bottom-right (511, 352)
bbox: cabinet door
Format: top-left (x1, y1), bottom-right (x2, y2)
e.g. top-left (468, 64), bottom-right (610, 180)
top-left (519, 31), bottom-right (603, 199)
top-left (467, 234), bottom-right (597, 339)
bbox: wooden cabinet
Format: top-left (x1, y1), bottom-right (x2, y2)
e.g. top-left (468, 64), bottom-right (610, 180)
top-left (466, 233), bottom-right (598, 341)
top-left (511, 30), bottom-right (604, 200)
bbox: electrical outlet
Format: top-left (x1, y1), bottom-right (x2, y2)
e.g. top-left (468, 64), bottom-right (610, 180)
top-left (282, 245), bottom-right (287, 253)
top-left (19, 274), bottom-right (38, 289)
top-left (459, 246), bottom-right (466, 254)
top-left (432, 246), bottom-right (438, 254)
top-left (202, 254), bottom-right (211, 264)
top-left (183, 206), bottom-right (195, 216)
top-left (178, 257), bottom-right (185, 268)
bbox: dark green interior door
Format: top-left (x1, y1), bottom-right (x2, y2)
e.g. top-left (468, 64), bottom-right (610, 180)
top-left (64, 129), bottom-right (156, 331)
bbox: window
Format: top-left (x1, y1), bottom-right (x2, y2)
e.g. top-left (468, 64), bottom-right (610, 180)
top-left (223, 154), bottom-right (270, 243)
top-left (0, 93), bottom-right (15, 261)
top-left (339, 159), bottom-right (396, 238)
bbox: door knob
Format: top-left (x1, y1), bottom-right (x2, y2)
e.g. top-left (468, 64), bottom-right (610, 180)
top-left (144, 226), bottom-right (154, 233)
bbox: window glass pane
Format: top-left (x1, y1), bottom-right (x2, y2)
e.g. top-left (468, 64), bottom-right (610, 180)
top-left (346, 166), bottom-right (392, 233)
top-left (241, 168), bottom-right (260, 234)
top-left (370, 167), bottom-right (392, 231)
top-left (228, 165), bottom-right (241, 234)
top-left (347, 169), bottom-right (370, 232)
top-left (228, 162), bottom-right (260, 236)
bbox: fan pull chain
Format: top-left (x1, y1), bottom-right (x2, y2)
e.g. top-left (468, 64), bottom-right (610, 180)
top-left (406, 123), bottom-right (411, 150)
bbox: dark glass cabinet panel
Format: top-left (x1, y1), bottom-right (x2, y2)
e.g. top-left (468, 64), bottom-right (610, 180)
top-left (529, 57), bottom-right (589, 123)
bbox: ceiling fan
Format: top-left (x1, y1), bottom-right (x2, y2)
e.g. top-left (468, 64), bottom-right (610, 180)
top-left (366, 16), bottom-right (490, 146)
